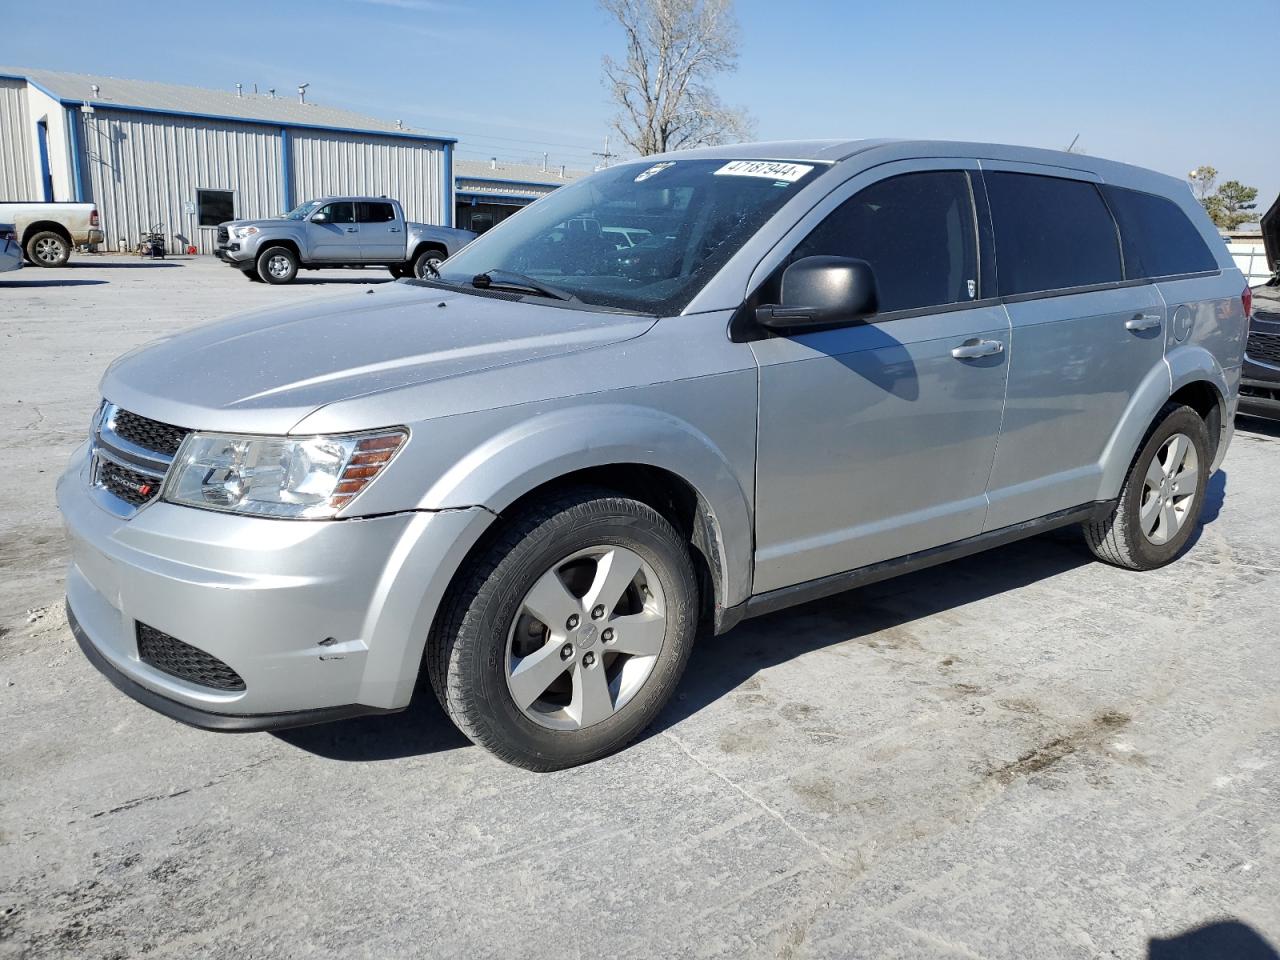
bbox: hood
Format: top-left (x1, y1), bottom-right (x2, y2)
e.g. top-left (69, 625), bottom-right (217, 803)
top-left (223, 218), bottom-right (286, 232)
top-left (101, 282), bottom-right (655, 434)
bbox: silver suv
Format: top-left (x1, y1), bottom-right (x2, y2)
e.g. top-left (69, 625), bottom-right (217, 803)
top-left (58, 140), bottom-right (1248, 769)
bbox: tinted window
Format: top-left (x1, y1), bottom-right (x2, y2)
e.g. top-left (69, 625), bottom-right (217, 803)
top-left (358, 202), bottom-right (396, 223)
top-left (1102, 185), bottom-right (1217, 279)
top-left (439, 159), bottom-right (821, 315)
top-left (197, 189), bottom-right (234, 227)
top-left (317, 202), bottom-right (355, 224)
top-left (791, 171), bottom-right (979, 313)
top-left (985, 172), bottom-right (1122, 295)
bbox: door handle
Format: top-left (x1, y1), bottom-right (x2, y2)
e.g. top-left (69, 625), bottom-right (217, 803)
top-left (1126, 313), bottom-right (1162, 332)
top-left (389, 227), bottom-right (401, 233)
top-left (346, 227), bottom-right (358, 233)
top-left (951, 338), bottom-right (1004, 360)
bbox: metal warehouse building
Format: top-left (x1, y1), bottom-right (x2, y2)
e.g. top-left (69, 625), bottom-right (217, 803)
top-left (0, 67), bottom-right (456, 254)
top-left (454, 158), bottom-right (586, 234)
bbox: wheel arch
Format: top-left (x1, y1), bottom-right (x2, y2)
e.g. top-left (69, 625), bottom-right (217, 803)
top-left (421, 405), bottom-right (754, 628)
top-left (22, 220), bottom-right (71, 246)
top-left (1098, 349), bottom-right (1229, 499)
top-left (257, 237), bottom-right (300, 259)
top-left (411, 240), bottom-right (448, 261)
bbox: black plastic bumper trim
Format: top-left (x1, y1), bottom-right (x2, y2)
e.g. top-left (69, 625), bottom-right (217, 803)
top-left (67, 600), bottom-right (401, 733)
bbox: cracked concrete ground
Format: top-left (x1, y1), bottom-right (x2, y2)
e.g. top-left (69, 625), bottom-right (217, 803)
top-left (2, 259), bottom-right (1278, 959)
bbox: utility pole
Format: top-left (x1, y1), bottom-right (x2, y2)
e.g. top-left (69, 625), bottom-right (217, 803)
top-left (593, 135), bottom-right (617, 169)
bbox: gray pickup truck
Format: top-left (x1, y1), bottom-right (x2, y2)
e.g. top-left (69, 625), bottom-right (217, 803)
top-left (215, 197), bottom-right (475, 284)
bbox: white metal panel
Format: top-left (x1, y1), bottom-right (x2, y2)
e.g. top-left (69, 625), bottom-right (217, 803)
top-left (289, 130), bottom-right (446, 225)
top-left (78, 108), bottom-right (283, 254)
top-left (1227, 241), bottom-right (1273, 286)
top-left (0, 78), bottom-right (35, 200)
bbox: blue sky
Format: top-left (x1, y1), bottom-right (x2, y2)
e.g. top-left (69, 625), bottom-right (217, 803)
top-left (8, 0), bottom-right (1277, 213)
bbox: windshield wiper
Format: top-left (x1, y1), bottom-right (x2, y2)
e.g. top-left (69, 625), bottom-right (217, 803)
top-left (471, 270), bottom-right (578, 302)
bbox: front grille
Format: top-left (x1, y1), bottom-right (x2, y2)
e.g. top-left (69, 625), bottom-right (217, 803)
top-left (98, 459), bottom-right (161, 506)
top-left (111, 409), bottom-right (190, 457)
top-left (136, 622), bottom-right (246, 691)
top-left (217, 225), bottom-right (229, 245)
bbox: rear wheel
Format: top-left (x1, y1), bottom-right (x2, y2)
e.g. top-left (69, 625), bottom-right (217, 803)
top-left (428, 488), bottom-right (698, 770)
top-left (1084, 402), bottom-right (1210, 570)
top-left (256, 246), bottom-right (298, 284)
top-left (26, 231), bottom-right (70, 267)
top-left (412, 247), bottom-right (446, 279)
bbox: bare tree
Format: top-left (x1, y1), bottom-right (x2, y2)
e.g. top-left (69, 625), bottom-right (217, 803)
top-left (601, 0), bottom-right (755, 156)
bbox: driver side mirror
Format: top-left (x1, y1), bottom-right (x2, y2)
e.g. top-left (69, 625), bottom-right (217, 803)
top-left (311, 212), bottom-right (329, 224)
top-left (756, 256), bottom-right (879, 331)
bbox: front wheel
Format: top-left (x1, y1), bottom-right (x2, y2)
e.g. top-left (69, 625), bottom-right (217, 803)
top-left (256, 246), bottom-right (298, 284)
top-left (428, 488), bottom-right (698, 770)
top-left (1084, 402), bottom-right (1211, 570)
top-left (412, 247), bottom-right (445, 279)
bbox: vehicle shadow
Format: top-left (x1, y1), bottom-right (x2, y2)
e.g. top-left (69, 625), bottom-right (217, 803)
top-left (273, 684), bottom-right (469, 761)
top-left (288, 276), bottom-right (394, 285)
top-left (277, 478), bottom-right (1230, 763)
top-left (69, 261), bottom-right (184, 268)
top-left (0, 279), bottom-right (109, 288)
top-left (1148, 919), bottom-right (1280, 959)
top-left (1237, 414), bottom-right (1280, 439)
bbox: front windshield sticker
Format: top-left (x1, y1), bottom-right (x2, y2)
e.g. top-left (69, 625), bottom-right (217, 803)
top-left (634, 161), bottom-right (676, 182)
top-left (714, 160), bottom-right (814, 183)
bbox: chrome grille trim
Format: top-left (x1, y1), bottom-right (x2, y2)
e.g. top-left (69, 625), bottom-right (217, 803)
top-left (89, 403), bottom-right (187, 517)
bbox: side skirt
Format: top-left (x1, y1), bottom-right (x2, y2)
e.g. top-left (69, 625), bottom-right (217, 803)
top-left (719, 501), bottom-right (1113, 631)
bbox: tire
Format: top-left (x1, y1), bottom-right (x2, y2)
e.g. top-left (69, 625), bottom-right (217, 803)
top-left (242, 267), bottom-right (264, 282)
top-left (25, 230), bottom-right (70, 267)
top-left (428, 487), bottom-right (698, 770)
top-left (388, 265), bottom-right (410, 279)
top-left (1084, 402), bottom-right (1211, 570)
top-left (256, 246), bottom-right (298, 284)
top-left (412, 247), bottom-right (446, 279)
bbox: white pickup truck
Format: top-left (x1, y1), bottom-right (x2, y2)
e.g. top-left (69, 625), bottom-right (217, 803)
top-left (0, 201), bottom-right (103, 267)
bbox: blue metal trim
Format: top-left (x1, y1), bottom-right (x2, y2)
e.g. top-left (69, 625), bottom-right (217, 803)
top-left (66, 107), bottom-right (85, 202)
top-left (456, 175), bottom-right (569, 189)
top-left (442, 142), bottom-right (454, 227)
top-left (35, 120), bottom-right (53, 202)
top-left (455, 192), bottom-right (537, 205)
top-left (0, 75), bottom-right (457, 145)
top-left (280, 127), bottom-right (293, 212)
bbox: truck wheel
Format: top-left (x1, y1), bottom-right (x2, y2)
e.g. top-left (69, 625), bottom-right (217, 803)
top-left (257, 246), bottom-right (298, 284)
top-left (413, 247), bottom-right (446, 279)
top-left (26, 231), bottom-right (70, 267)
top-left (388, 265), bottom-right (410, 279)
top-left (1084, 402), bottom-right (1211, 570)
top-left (428, 487), bottom-right (698, 771)
top-left (242, 267), bottom-right (264, 282)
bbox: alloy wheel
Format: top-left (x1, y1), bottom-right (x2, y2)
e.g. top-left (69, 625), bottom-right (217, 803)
top-left (34, 237), bottom-right (64, 264)
top-left (1140, 432), bottom-right (1199, 545)
top-left (505, 545), bottom-right (667, 731)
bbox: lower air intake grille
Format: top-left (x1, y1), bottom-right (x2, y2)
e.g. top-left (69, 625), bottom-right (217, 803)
top-left (98, 460), bottom-right (160, 506)
top-left (136, 623), bottom-right (246, 691)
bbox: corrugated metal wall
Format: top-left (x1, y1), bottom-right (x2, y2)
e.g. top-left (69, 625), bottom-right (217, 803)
top-left (289, 130), bottom-right (446, 226)
top-left (77, 108), bottom-right (283, 254)
top-left (0, 79), bottom-right (36, 201)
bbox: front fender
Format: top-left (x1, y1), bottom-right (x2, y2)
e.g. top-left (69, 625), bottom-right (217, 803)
top-left (422, 404), bottom-right (754, 609)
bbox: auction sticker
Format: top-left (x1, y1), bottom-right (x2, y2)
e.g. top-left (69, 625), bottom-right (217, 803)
top-left (634, 161), bottom-right (676, 182)
top-left (714, 160), bottom-right (814, 182)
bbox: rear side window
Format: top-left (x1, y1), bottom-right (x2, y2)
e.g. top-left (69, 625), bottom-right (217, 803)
top-left (985, 172), bottom-right (1122, 295)
top-left (358, 202), bottom-right (396, 223)
top-left (791, 171), bottom-right (979, 313)
top-left (1101, 185), bottom-right (1217, 279)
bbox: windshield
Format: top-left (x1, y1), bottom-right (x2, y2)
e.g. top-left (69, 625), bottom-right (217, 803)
top-left (282, 200), bottom-right (323, 221)
top-left (438, 159), bottom-right (822, 314)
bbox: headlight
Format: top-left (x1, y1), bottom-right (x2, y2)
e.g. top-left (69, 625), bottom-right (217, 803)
top-left (163, 429), bottom-right (406, 519)
top-left (231, 226), bottom-right (259, 238)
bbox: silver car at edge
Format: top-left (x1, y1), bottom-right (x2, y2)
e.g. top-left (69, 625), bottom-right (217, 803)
top-left (58, 140), bottom-right (1249, 769)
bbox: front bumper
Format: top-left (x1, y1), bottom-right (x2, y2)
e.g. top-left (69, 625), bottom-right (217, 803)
top-left (57, 444), bottom-right (490, 728)
top-left (215, 243), bottom-right (251, 265)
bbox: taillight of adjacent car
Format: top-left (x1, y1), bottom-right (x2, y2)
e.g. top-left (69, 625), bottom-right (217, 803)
top-left (90, 209), bottom-right (100, 227)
